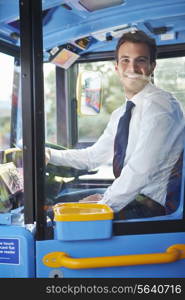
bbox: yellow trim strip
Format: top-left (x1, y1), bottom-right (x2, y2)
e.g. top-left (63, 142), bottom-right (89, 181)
top-left (43, 244), bottom-right (185, 269)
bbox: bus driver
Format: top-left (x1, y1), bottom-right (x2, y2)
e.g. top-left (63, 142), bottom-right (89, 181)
top-left (46, 31), bottom-right (185, 219)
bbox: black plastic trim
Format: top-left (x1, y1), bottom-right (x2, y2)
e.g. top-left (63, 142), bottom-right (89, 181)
top-left (77, 43), bottom-right (185, 63)
top-left (0, 40), bottom-right (19, 57)
top-left (19, 0), bottom-right (46, 239)
top-left (113, 219), bottom-right (185, 236)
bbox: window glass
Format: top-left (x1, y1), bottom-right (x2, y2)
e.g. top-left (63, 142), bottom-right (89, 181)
top-left (44, 63), bottom-right (57, 144)
top-left (78, 57), bottom-right (185, 143)
top-left (76, 57), bottom-right (185, 219)
top-left (154, 56), bottom-right (185, 110)
top-left (0, 53), bottom-right (14, 149)
top-left (15, 62), bottom-right (57, 146)
top-left (0, 53), bottom-right (23, 214)
top-left (153, 57), bottom-right (185, 220)
top-left (77, 60), bottom-right (124, 180)
top-left (78, 61), bottom-right (124, 142)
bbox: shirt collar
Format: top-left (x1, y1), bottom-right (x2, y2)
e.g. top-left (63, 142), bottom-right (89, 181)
top-left (126, 82), bottom-right (154, 107)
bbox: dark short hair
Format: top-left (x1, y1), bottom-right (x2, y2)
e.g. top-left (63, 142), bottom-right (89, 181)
top-left (115, 30), bottom-right (157, 63)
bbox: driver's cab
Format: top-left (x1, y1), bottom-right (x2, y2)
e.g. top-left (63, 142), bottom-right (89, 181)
top-left (0, 0), bottom-right (185, 278)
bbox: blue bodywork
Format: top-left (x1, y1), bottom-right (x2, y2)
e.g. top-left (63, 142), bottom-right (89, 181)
top-left (36, 232), bottom-right (185, 278)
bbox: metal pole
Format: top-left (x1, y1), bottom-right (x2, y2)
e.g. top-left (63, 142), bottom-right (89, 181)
top-left (19, 0), bottom-right (46, 239)
top-left (56, 67), bottom-right (68, 147)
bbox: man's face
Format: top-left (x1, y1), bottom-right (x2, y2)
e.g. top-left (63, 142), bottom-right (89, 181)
top-left (115, 41), bottom-right (156, 98)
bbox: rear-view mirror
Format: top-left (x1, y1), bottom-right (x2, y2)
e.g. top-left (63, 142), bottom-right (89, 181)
top-left (76, 71), bottom-right (102, 115)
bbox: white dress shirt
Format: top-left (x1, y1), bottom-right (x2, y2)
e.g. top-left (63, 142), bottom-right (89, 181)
top-left (49, 83), bottom-right (185, 212)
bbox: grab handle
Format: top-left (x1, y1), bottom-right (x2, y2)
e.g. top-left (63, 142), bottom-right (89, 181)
top-left (43, 244), bottom-right (185, 269)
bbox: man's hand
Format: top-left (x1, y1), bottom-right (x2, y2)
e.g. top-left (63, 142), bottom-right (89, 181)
top-left (79, 193), bottom-right (103, 203)
top-left (45, 148), bottom-right (51, 165)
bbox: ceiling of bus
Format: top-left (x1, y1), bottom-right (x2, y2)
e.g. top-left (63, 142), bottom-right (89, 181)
top-left (0, 0), bottom-right (185, 61)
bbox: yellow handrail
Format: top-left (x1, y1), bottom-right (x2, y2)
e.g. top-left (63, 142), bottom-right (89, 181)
top-left (42, 244), bottom-right (185, 269)
top-left (3, 148), bottom-right (22, 163)
top-left (4, 148), bottom-right (22, 155)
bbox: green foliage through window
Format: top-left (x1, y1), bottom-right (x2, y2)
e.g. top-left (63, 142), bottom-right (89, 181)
top-left (78, 61), bottom-right (124, 142)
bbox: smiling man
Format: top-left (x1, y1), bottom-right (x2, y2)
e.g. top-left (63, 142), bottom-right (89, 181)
top-left (46, 31), bottom-right (185, 219)
top-left (115, 36), bottom-right (156, 99)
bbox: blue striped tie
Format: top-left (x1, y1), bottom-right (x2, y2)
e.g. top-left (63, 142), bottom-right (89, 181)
top-left (113, 101), bottom-right (135, 178)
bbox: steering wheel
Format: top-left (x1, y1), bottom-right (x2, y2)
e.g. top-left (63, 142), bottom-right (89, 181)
top-left (45, 142), bottom-right (98, 178)
top-left (45, 142), bottom-right (98, 206)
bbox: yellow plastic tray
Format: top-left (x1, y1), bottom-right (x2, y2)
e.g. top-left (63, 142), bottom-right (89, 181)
top-left (53, 202), bottom-right (113, 222)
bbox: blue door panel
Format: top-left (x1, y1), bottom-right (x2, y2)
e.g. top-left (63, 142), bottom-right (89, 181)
top-left (36, 232), bottom-right (185, 278)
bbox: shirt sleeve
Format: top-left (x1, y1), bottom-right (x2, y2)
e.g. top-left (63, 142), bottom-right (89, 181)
top-left (49, 113), bottom-right (116, 170)
top-left (99, 100), bottom-right (185, 212)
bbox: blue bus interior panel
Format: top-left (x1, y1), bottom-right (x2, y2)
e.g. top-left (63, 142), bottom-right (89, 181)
top-left (0, 225), bottom-right (35, 278)
top-left (0, 0), bottom-right (185, 60)
top-left (36, 232), bottom-right (185, 278)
